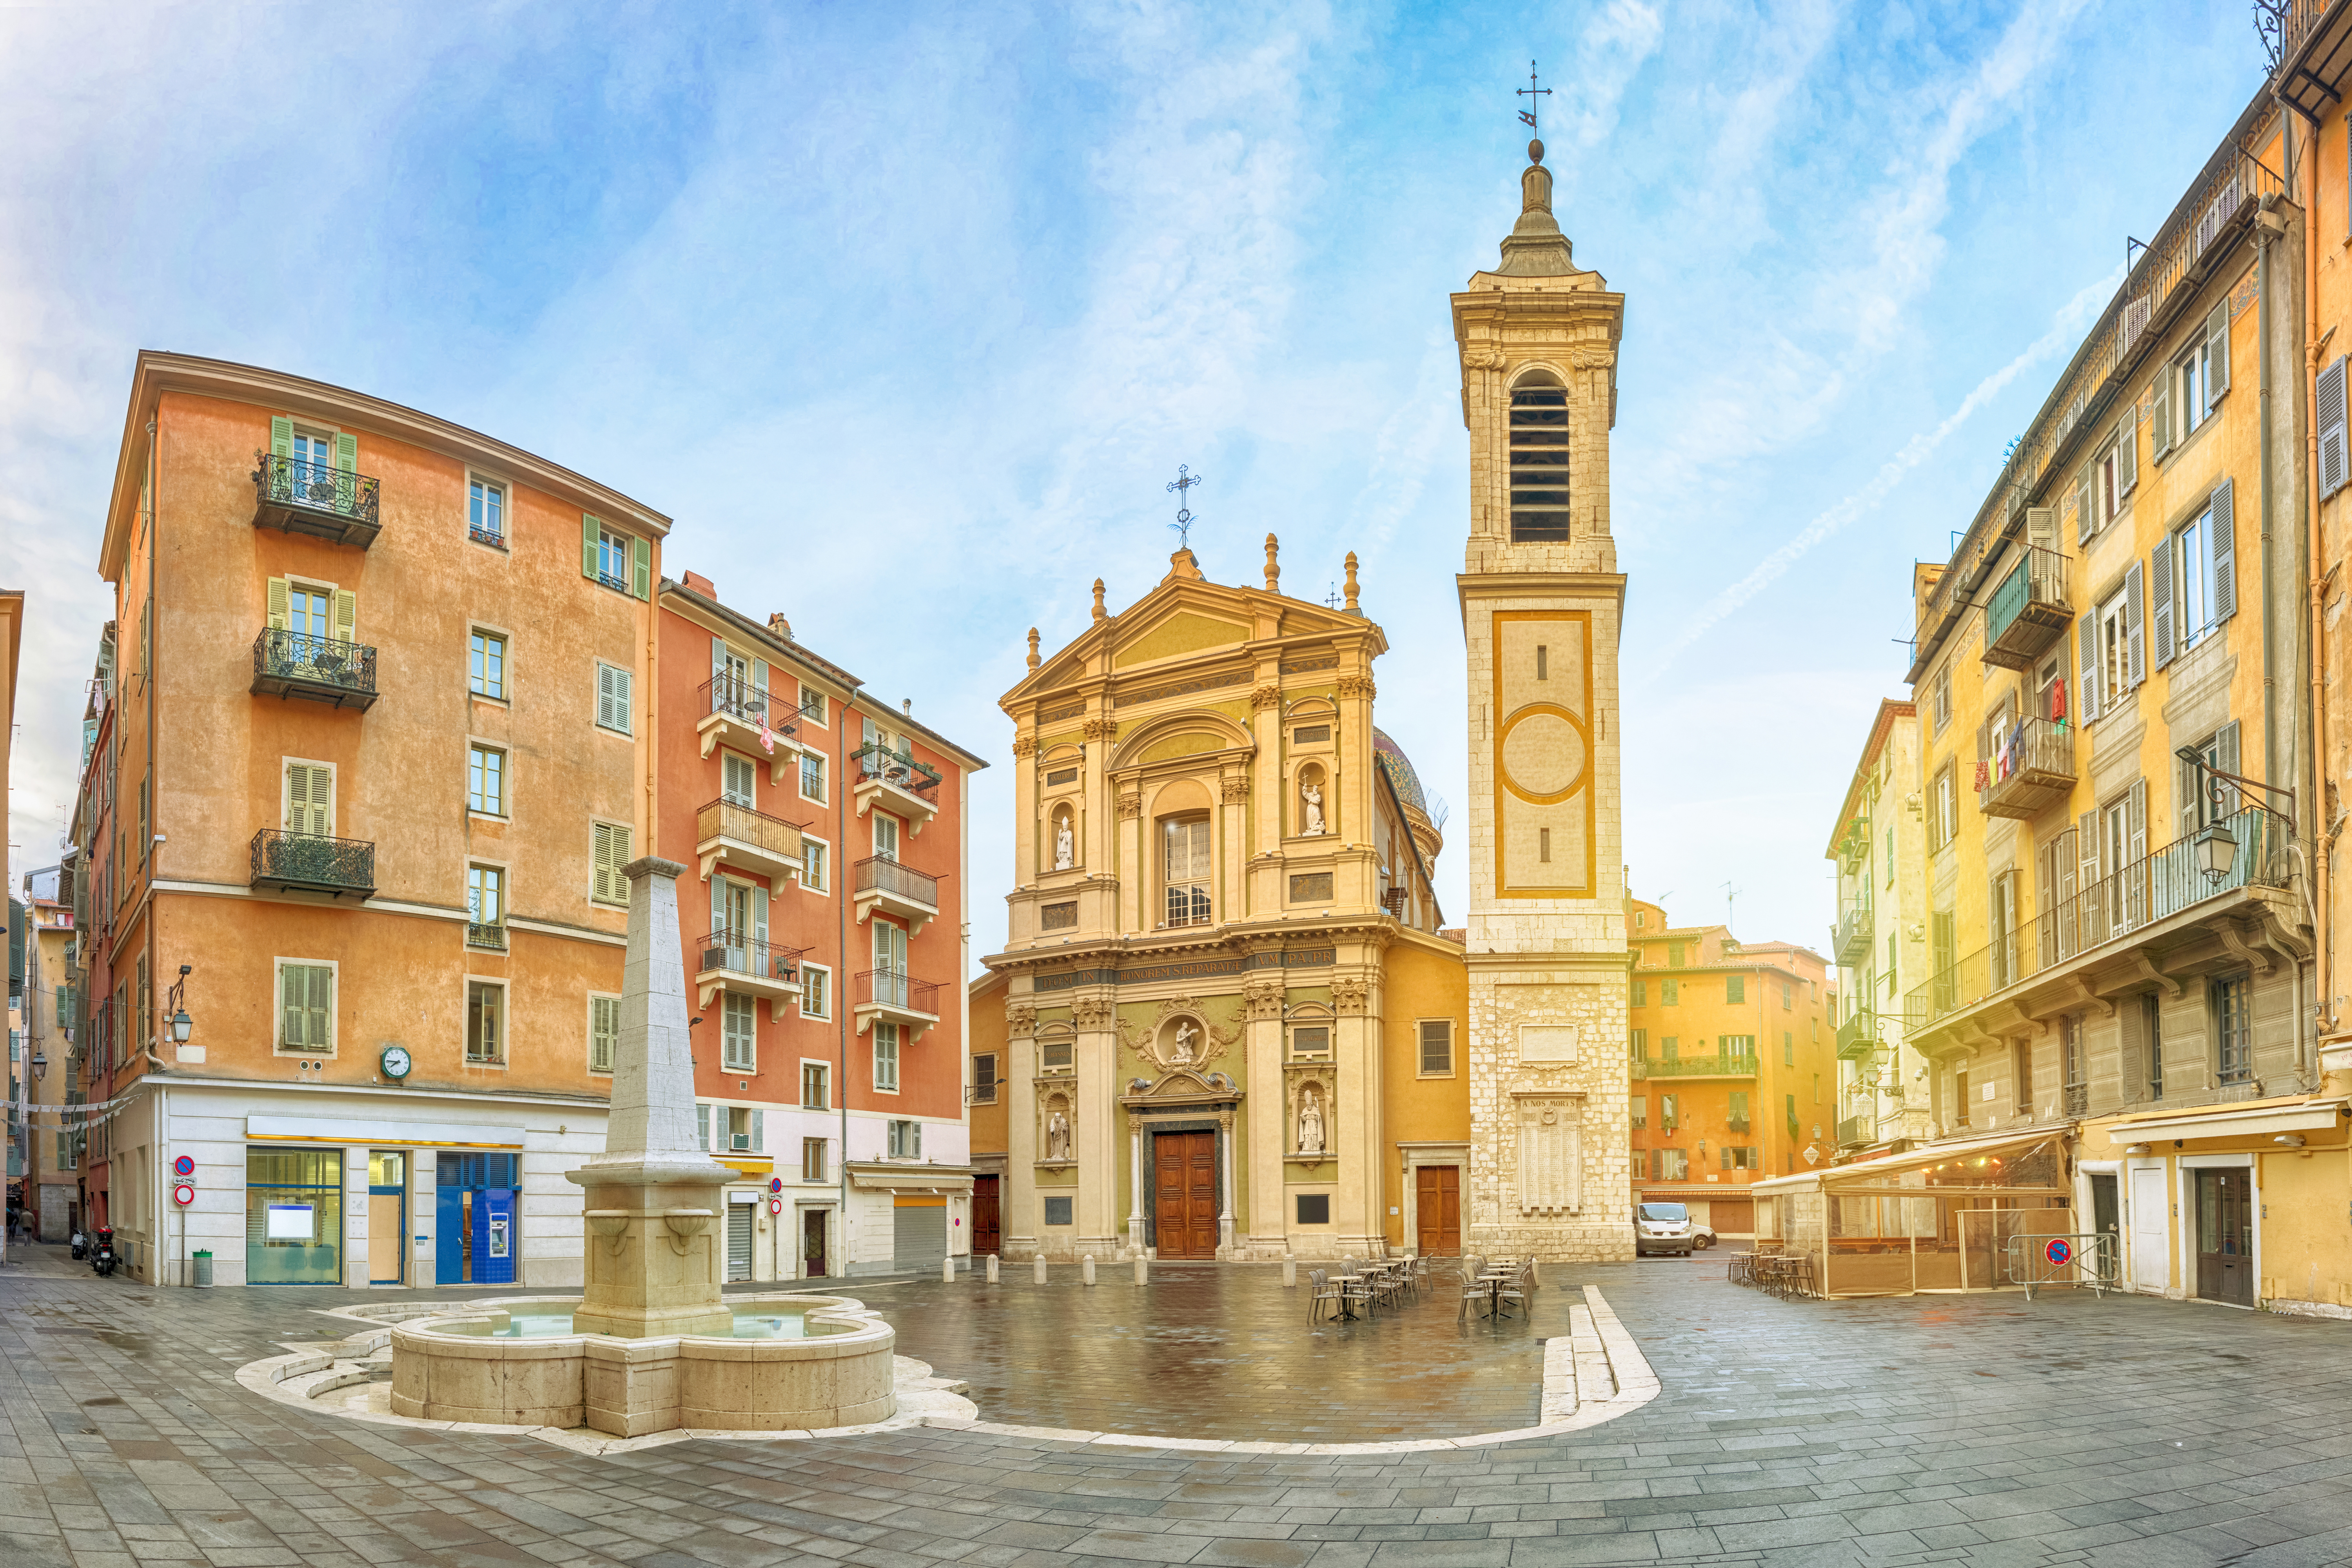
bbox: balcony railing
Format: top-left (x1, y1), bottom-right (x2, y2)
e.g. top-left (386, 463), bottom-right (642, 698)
top-left (697, 930), bottom-right (802, 987)
top-left (1978, 716), bottom-right (2076, 820)
top-left (251, 454), bottom-right (382, 548)
top-left (250, 628), bottom-right (379, 710)
top-left (853, 743), bottom-right (941, 802)
top-left (466, 922), bottom-right (507, 951)
top-left (1631, 1053), bottom-right (1758, 1079)
top-left (1906, 806), bottom-right (2289, 1034)
top-left (855, 855), bottom-right (938, 910)
top-left (249, 829), bottom-right (376, 898)
top-left (1836, 1114), bottom-right (1872, 1147)
top-left (695, 798), bottom-right (804, 886)
top-left (1981, 549), bottom-right (2071, 671)
top-left (2063, 1083), bottom-right (2089, 1118)
top-left (1833, 892), bottom-right (1872, 965)
top-left (704, 673), bottom-right (775, 728)
top-left (1835, 1013), bottom-right (1880, 1062)
top-left (857, 968), bottom-right (941, 1018)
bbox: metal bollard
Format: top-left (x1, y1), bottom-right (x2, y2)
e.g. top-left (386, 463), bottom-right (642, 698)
top-left (943, 1256), bottom-right (956, 1283)
top-left (1034, 1254), bottom-right (1048, 1284)
top-left (1133, 1255), bottom-right (1147, 1285)
top-left (987, 1253), bottom-right (1000, 1283)
top-left (1283, 1252), bottom-right (1297, 1288)
top-left (1082, 1254), bottom-right (1096, 1286)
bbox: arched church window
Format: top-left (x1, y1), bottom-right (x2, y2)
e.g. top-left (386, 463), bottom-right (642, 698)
top-left (1508, 370), bottom-right (1572, 543)
top-left (1161, 817), bottom-right (1213, 927)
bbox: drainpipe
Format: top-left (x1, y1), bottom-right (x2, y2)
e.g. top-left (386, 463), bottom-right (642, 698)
top-left (146, 416), bottom-right (161, 1282)
top-left (2303, 116), bottom-right (2339, 1048)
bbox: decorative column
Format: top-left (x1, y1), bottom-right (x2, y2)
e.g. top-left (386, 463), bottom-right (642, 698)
top-left (1332, 968), bottom-right (1384, 1256)
top-left (565, 856), bottom-right (738, 1338)
top-left (1221, 771), bottom-right (1251, 922)
top-left (1011, 736), bottom-right (1039, 896)
top-left (1128, 1123), bottom-right (1145, 1253)
top-left (1073, 992), bottom-right (1119, 1259)
top-left (1217, 1109), bottom-right (1236, 1258)
top-left (1118, 787), bottom-right (1144, 934)
top-left (1005, 1002), bottom-right (1039, 1259)
top-left (1243, 973), bottom-right (1287, 1256)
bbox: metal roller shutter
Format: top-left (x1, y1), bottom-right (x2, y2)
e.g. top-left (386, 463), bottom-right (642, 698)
top-left (726, 1202), bottom-right (753, 1281)
top-left (893, 1201), bottom-right (946, 1275)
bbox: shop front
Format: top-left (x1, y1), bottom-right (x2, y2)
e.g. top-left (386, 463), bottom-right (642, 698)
top-left (844, 1161), bottom-right (974, 1275)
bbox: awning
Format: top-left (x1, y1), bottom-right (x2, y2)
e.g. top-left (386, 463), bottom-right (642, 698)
top-left (844, 1160), bottom-right (975, 1196)
top-left (1751, 1124), bottom-right (2069, 1194)
top-left (2096, 1097), bottom-right (2347, 1145)
top-left (247, 1113), bottom-right (524, 1149)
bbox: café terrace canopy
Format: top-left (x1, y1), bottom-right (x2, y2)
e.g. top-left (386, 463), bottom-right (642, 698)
top-left (1749, 1127), bottom-right (2074, 1298)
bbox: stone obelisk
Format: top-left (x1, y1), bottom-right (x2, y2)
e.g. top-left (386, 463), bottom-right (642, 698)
top-left (566, 857), bottom-right (737, 1338)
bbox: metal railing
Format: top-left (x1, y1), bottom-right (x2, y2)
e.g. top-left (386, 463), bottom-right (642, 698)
top-left (857, 968), bottom-right (941, 1017)
top-left (1982, 548), bottom-right (2070, 667)
top-left (1836, 1114), bottom-right (1871, 1147)
top-left (696, 930), bottom-right (802, 985)
top-left (468, 524), bottom-right (506, 550)
top-left (1979, 716), bottom-right (2075, 812)
top-left (252, 628), bottom-right (377, 697)
top-left (1833, 890), bottom-right (1872, 962)
top-left (855, 855), bottom-right (938, 909)
top-left (703, 673), bottom-right (773, 726)
top-left (253, 454), bottom-right (380, 524)
top-left (853, 742), bottom-right (941, 802)
top-left (696, 798), bottom-right (802, 860)
top-left (1835, 1013), bottom-right (1880, 1061)
top-left (1632, 1053), bottom-right (1758, 1079)
top-left (249, 829), bottom-right (376, 895)
top-left (466, 922), bottom-right (507, 951)
top-left (1906, 806), bottom-right (2289, 1032)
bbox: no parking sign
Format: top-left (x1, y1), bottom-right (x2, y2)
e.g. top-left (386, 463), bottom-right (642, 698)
top-left (2044, 1237), bottom-right (2072, 1267)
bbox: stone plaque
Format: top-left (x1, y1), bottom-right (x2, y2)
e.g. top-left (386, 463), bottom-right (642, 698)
top-left (1517, 1024), bottom-right (1579, 1063)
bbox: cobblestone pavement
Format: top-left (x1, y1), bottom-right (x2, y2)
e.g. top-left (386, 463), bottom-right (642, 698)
top-left (5, 1252), bottom-right (2351, 1568)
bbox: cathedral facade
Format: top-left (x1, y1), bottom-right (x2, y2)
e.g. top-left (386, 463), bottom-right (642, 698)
top-left (967, 137), bottom-right (1632, 1264)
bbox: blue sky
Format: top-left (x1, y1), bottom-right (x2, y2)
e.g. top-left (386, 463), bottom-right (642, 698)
top-left (0, 1), bottom-right (2271, 961)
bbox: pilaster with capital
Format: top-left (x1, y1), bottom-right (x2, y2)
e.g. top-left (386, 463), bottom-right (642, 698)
top-left (1243, 971), bottom-right (1288, 1253)
top-left (1004, 998), bottom-right (1040, 1258)
top-left (1073, 992), bottom-right (1119, 1257)
top-left (1330, 967), bottom-right (1385, 1256)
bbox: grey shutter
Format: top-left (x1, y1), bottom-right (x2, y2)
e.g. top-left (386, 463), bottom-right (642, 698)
top-left (751, 658), bottom-right (769, 722)
top-left (2177, 748), bottom-right (2200, 842)
top-left (711, 636), bottom-right (727, 681)
top-left (2152, 365), bottom-right (2172, 456)
top-left (2115, 407), bottom-right (2138, 497)
top-left (712, 872), bottom-right (727, 940)
top-left (2079, 809), bottom-right (2100, 891)
top-left (2078, 617), bottom-right (2099, 722)
top-left (2075, 467), bottom-right (2095, 544)
top-left (2206, 302), bottom-right (2230, 402)
top-left (2127, 780), bottom-right (2147, 877)
top-left (2320, 357), bottom-right (2349, 498)
top-left (2209, 478), bottom-right (2236, 623)
top-left (750, 1109), bottom-right (764, 1154)
top-left (696, 1105), bottom-right (711, 1151)
top-left (753, 883), bottom-right (769, 945)
top-left (2123, 560), bottom-right (2145, 688)
top-left (2219, 722), bottom-right (2242, 818)
top-left (2151, 536), bottom-right (2175, 669)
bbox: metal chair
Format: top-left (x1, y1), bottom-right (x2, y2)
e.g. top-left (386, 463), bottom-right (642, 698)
top-left (1340, 1269), bottom-right (1380, 1319)
top-left (1307, 1269), bottom-right (1342, 1324)
top-left (1456, 1255), bottom-right (1492, 1322)
top-left (1493, 1259), bottom-right (1535, 1319)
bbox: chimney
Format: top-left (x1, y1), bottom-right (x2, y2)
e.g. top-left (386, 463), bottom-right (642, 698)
top-left (901, 698), bottom-right (912, 718)
top-left (768, 613), bottom-right (792, 641)
top-left (682, 570), bottom-right (717, 597)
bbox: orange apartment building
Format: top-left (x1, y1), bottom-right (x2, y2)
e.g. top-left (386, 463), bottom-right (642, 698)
top-left (1626, 899), bottom-right (1835, 1239)
top-left (655, 570), bottom-right (984, 1281)
top-left (65, 353), bottom-right (666, 1287)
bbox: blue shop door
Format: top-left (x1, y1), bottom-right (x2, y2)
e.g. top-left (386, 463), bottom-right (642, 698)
top-left (436, 1186), bottom-right (465, 1285)
top-left (474, 1189), bottom-right (516, 1285)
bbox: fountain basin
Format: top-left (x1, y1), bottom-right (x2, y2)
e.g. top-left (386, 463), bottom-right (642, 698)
top-left (390, 1292), bottom-right (895, 1437)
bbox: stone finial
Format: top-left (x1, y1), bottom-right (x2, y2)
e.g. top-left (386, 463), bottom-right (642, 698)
top-left (1498, 136), bottom-right (1575, 276)
top-left (1264, 533), bottom-right (1281, 593)
top-left (1092, 579), bottom-right (1107, 621)
top-left (1343, 552), bottom-right (1361, 614)
top-left (1026, 628), bottom-right (1040, 671)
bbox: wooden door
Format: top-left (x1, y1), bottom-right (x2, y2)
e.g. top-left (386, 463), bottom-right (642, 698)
top-left (802, 1208), bottom-right (829, 1277)
top-left (1154, 1132), bottom-right (1220, 1258)
top-left (2129, 1166), bottom-right (2171, 1292)
top-left (972, 1176), bottom-right (1000, 1256)
top-left (367, 1193), bottom-right (403, 1284)
top-left (2195, 1169), bottom-right (2252, 1306)
top-left (1415, 1165), bottom-right (1460, 1255)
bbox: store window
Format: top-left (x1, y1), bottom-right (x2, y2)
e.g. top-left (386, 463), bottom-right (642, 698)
top-left (246, 1148), bottom-right (344, 1285)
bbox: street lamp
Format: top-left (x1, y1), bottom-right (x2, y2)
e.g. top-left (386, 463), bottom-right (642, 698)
top-left (163, 964), bottom-right (193, 1048)
top-left (2193, 818), bottom-right (2238, 885)
top-left (29, 1051), bottom-right (45, 1080)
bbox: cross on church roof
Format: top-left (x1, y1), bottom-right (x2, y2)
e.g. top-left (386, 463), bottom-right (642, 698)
top-left (1517, 60), bottom-right (1550, 137)
top-left (1165, 464), bottom-right (1203, 550)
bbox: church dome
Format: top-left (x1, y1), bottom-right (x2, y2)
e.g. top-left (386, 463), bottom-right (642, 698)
top-left (1373, 729), bottom-right (1427, 816)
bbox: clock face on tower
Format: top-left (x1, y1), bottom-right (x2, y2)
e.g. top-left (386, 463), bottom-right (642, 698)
top-left (379, 1046), bottom-right (412, 1080)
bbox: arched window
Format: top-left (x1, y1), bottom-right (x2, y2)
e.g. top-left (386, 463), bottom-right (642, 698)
top-left (1508, 370), bottom-right (1572, 542)
top-left (1161, 816), bottom-right (1213, 927)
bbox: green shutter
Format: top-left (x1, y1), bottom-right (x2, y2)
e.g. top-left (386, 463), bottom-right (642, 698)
top-left (271, 417), bottom-right (294, 458)
top-left (583, 514), bottom-right (600, 580)
top-left (632, 534), bottom-right (652, 600)
top-left (332, 589), bottom-right (356, 643)
top-left (266, 577), bottom-right (291, 631)
top-left (332, 432), bottom-right (357, 473)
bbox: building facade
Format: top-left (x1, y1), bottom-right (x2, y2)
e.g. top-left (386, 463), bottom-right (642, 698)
top-left (657, 569), bottom-right (984, 1281)
top-left (1824, 701), bottom-right (1929, 1152)
top-left (16, 867), bottom-right (80, 1238)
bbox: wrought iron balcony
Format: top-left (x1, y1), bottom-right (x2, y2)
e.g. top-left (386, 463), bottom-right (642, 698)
top-left (1837, 1114), bottom-right (1872, 1148)
top-left (695, 797), bottom-right (804, 888)
top-left (250, 628), bottom-right (379, 711)
top-left (1833, 891), bottom-right (1872, 965)
top-left (1630, 1053), bottom-right (1757, 1080)
top-left (249, 829), bottom-right (376, 899)
top-left (695, 676), bottom-right (812, 782)
top-left (1835, 1013), bottom-right (1881, 1062)
top-left (251, 454), bottom-right (382, 548)
top-left (1980, 549), bottom-right (2071, 671)
top-left (1978, 717), bottom-right (2076, 820)
top-left (466, 922), bottom-right (507, 951)
top-left (694, 929), bottom-right (803, 1016)
top-left (855, 854), bottom-right (939, 935)
top-left (852, 742), bottom-right (942, 833)
top-left (855, 967), bottom-right (942, 1039)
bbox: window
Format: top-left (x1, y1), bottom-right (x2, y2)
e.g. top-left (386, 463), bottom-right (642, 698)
top-left (1632, 978), bottom-right (1647, 1006)
top-left (591, 822), bottom-right (632, 905)
top-left (279, 962), bottom-right (334, 1053)
top-left (721, 992), bottom-right (757, 1073)
top-left (1954, 1065), bottom-right (1970, 1128)
top-left (2176, 341), bottom-right (2210, 441)
top-left (467, 864), bottom-right (504, 931)
top-left (1295, 1193), bottom-right (1331, 1224)
top-left (590, 996), bottom-right (619, 1074)
top-left (1418, 1020), bottom-right (1454, 1075)
top-left (1932, 666), bottom-right (1952, 733)
top-left (874, 1021), bottom-right (900, 1092)
top-left (1661, 1036), bottom-right (1679, 1060)
top-left (1729, 1090), bottom-right (1751, 1132)
top-left (799, 963), bottom-right (830, 1019)
top-left (284, 760), bottom-right (334, 837)
top-left (466, 981), bottom-right (505, 1064)
top-left (2095, 413), bottom-right (2136, 526)
top-left (469, 745), bottom-right (506, 816)
top-left (722, 752), bottom-right (757, 808)
top-left (973, 1053), bottom-right (998, 1102)
top-left (1724, 1034), bottom-right (1755, 1060)
top-left (1630, 1097), bottom-right (1646, 1128)
top-left (873, 812), bottom-right (900, 861)
top-left (886, 1118), bottom-right (920, 1159)
top-left (2012, 1039), bottom-right (2031, 1117)
top-left (1667, 942), bottom-right (1685, 967)
top-left (1661, 978), bottom-right (1679, 1006)
top-left (802, 1137), bottom-right (828, 1183)
top-left (1659, 1094), bottom-right (1678, 1131)
top-left (596, 662), bottom-right (634, 734)
top-left (1726, 1147), bottom-right (1757, 1171)
top-left (1930, 765), bottom-right (1956, 850)
top-left (585, 515), bottom-right (649, 599)
top-left (1044, 1196), bottom-right (1073, 1226)
top-left (2144, 993), bottom-right (2164, 1101)
top-left (801, 836), bottom-right (828, 892)
top-left (2322, 354), bottom-right (2349, 498)
top-left (1653, 1148), bottom-right (1689, 1181)
top-left (1162, 818), bottom-right (1212, 926)
top-left (799, 685), bottom-right (826, 726)
top-left (470, 631), bottom-right (506, 699)
top-left (469, 478), bottom-right (505, 546)
top-left (1726, 975), bottom-right (1746, 1005)
top-left (2154, 483), bottom-right (2236, 670)
top-left (2213, 974), bottom-right (2252, 1084)
top-left (2091, 570), bottom-right (2145, 716)
top-left (800, 751), bottom-right (826, 804)
top-left (802, 1061), bottom-right (829, 1109)
top-left (1630, 1028), bottom-right (1648, 1060)
top-left (1506, 372), bottom-right (1572, 541)
top-left (1781, 982), bottom-right (1792, 1010)
top-left (1290, 1025), bottom-right (1330, 1058)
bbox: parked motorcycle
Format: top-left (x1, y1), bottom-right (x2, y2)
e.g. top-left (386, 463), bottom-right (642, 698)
top-left (69, 1230), bottom-right (87, 1260)
top-left (90, 1227), bottom-right (117, 1277)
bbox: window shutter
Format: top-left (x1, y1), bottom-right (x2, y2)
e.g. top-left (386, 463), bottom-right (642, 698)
top-left (2078, 809), bottom-right (2100, 893)
top-left (597, 665), bottom-right (617, 729)
top-left (2078, 619), bottom-right (2099, 722)
top-left (2123, 560), bottom-right (2145, 688)
top-left (711, 636), bottom-right (728, 681)
top-left (2151, 367), bottom-right (2172, 456)
top-left (2128, 779), bottom-right (2147, 867)
top-left (332, 432), bottom-right (357, 473)
top-left (2320, 357), bottom-right (2350, 497)
top-left (2219, 723), bottom-right (2243, 817)
top-left (2150, 537), bottom-right (2175, 669)
top-left (583, 514), bottom-right (599, 580)
top-left (2115, 407), bottom-right (2138, 496)
top-left (2206, 302), bottom-right (2229, 402)
top-left (2074, 467), bottom-right (2094, 544)
top-left (2209, 477), bottom-right (2236, 623)
top-left (2026, 505), bottom-right (2056, 555)
top-left (750, 1110), bottom-right (764, 1154)
top-left (2176, 749), bottom-right (2199, 842)
top-left (332, 589), bottom-right (356, 644)
top-left (751, 659), bottom-right (768, 712)
top-left (270, 416), bottom-right (294, 459)
top-left (753, 884), bottom-right (769, 944)
top-left (310, 966), bottom-right (333, 1048)
top-left (266, 577), bottom-right (291, 632)
top-left (632, 535), bottom-right (651, 600)
top-left (280, 965), bottom-right (302, 1048)
top-left (712, 873), bottom-right (728, 938)
top-left (697, 1105), bottom-right (711, 1151)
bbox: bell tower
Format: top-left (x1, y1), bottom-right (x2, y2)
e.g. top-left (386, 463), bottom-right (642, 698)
top-left (1453, 129), bottom-right (1632, 1261)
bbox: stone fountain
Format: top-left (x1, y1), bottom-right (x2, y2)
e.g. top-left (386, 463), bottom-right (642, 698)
top-left (390, 857), bottom-right (898, 1436)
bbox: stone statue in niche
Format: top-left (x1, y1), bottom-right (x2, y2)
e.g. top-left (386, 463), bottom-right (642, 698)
top-left (1301, 780), bottom-right (1326, 836)
top-left (1046, 1109), bottom-right (1072, 1161)
top-left (1298, 1088), bottom-right (1326, 1156)
top-left (1053, 813), bottom-right (1074, 871)
top-left (1170, 1020), bottom-right (1199, 1064)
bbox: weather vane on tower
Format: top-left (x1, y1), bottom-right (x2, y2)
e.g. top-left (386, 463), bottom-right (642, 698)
top-left (1517, 60), bottom-right (1550, 143)
top-left (1166, 464), bottom-right (1203, 550)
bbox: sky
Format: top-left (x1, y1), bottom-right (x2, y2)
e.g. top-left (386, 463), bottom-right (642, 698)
top-left (0, 0), bottom-right (2274, 965)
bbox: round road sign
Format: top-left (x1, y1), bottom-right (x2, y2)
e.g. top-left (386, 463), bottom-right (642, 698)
top-left (767, 1196), bottom-right (784, 1216)
top-left (171, 1182), bottom-right (196, 1208)
top-left (2044, 1237), bottom-right (2073, 1267)
top-left (769, 1177), bottom-right (783, 1194)
top-left (172, 1155), bottom-right (195, 1178)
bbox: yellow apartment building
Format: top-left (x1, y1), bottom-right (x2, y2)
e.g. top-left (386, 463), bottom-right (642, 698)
top-left (15, 867), bottom-right (80, 1238)
top-left (1824, 700), bottom-right (1931, 1153)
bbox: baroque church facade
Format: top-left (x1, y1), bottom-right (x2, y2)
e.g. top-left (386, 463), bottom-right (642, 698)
top-left (967, 136), bottom-right (1632, 1262)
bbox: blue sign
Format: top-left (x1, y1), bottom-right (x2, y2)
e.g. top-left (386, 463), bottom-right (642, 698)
top-left (2045, 1238), bottom-right (2072, 1267)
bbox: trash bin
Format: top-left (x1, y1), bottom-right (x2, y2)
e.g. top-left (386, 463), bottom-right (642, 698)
top-left (192, 1251), bottom-right (213, 1287)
